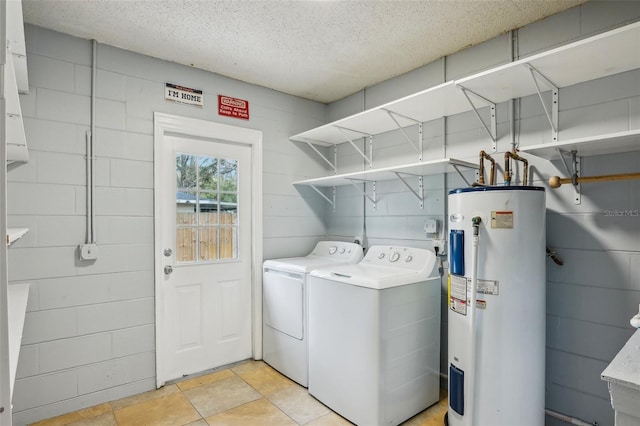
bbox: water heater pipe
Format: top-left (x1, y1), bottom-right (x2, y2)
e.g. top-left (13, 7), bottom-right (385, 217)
top-left (467, 216), bottom-right (482, 424)
top-left (504, 151), bottom-right (528, 186)
top-left (478, 150), bottom-right (496, 186)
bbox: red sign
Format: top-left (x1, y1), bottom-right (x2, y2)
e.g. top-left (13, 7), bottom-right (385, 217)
top-left (218, 95), bottom-right (249, 120)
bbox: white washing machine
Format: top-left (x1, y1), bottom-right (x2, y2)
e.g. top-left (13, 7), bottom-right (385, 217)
top-left (308, 245), bottom-right (441, 426)
top-left (262, 241), bottom-right (363, 387)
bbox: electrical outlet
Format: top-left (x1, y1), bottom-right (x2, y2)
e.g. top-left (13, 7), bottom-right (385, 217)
top-left (80, 243), bottom-right (98, 260)
top-left (424, 219), bottom-right (438, 234)
top-left (433, 238), bottom-right (446, 255)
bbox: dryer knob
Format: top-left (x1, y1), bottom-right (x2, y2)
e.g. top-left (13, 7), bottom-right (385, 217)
top-left (329, 246), bottom-right (338, 255)
top-left (390, 252), bottom-right (400, 262)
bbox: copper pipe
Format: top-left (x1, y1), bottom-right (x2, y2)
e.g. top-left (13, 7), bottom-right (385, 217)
top-left (504, 151), bottom-right (529, 186)
top-left (549, 172), bottom-right (640, 188)
top-left (478, 150), bottom-right (496, 186)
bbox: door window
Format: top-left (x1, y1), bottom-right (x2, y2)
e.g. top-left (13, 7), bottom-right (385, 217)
top-left (176, 154), bottom-right (238, 263)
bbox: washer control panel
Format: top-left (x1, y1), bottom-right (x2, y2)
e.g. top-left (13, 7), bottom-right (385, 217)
top-left (361, 246), bottom-right (436, 274)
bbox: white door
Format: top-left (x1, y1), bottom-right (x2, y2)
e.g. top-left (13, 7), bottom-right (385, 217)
top-left (156, 130), bottom-right (253, 384)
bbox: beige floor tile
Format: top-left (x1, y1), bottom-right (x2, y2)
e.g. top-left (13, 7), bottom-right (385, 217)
top-left (305, 412), bottom-right (353, 426)
top-left (400, 400), bottom-right (448, 426)
top-left (66, 412), bottom-right (117, 426)
top-left (267, 384), bottom-right (331, 424)
top-left (237, 364), bottom-right (295, 396)
top-left (30, 403), bottom-right (112, 426)
top-left (113, 392), bottom-right (200, 426)
top-left (184, 420), bottom-right (209, 426)
top-left (182, 375), bottom-right (262, 418)
top-left (230, 359), bottom-right (267, 376)
top-left (205, 397), bottom-right (297, 426)
top-left (110, 384), bottom-right (181, 411)
top-left (177, 369), bottom-right (236, 391)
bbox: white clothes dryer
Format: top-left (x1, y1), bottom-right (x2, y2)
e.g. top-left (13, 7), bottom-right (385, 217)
top-left (262, 241), bottom-right (363, 387)
top-left (308, 245), bottom-right (441, 426)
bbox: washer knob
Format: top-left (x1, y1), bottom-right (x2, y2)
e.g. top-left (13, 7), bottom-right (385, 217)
top-left (329, 246), bottom-right (337, 255)
top-left (378, 252), bottom-right (385, 259)
top-left (340, 248), bottom-right (346, 254)
top-left (405, 255), bottom-right (413, 262)
top-left (390, 252), bottom-right (400, 262)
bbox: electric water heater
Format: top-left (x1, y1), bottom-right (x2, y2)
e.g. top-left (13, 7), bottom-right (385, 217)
top-left (447, 186), bottom-right (546, 426)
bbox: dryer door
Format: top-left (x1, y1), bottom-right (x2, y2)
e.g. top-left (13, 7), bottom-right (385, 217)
top-left (263, 268), bottom-right (304, 339)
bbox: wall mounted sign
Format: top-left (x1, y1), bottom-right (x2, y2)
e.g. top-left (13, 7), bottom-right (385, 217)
top-left (165, 83), bottom-right (204, 107)
top-left (218, 95), bottom-right (249, 120)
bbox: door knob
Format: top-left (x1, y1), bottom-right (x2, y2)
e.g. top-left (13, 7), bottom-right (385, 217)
top-left (164, 265), bottom-right (173, 275)
top-left (164, 248), bottom-right (173, 257)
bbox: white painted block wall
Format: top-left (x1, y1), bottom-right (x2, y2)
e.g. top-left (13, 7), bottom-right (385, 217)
top-left (325, 3), bottom-right (640, 426)
top-left (7, 24), bottom-right (328, 424)
top-left (6, 2), bottom-right (640, 425)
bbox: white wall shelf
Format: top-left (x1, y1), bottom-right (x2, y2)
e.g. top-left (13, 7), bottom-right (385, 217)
top-left (519, 129), bottom-right (640, 160)
top-left (2, 2), bottom-right (30, 421)
top-left (6, 0), bottom-right (28, 94)
top-left (4, 46), bottom-right (28, 164)
top-left (291, 81), bottom-right (471, 145)
top-left (291, 21), bottom-right (640, 147)
top-left (7, 283), bottom-right (29, 400)
top-left (291, 21), bottom-right (640, 196)
top-left (7, 228), bottom-right (28, 246)
top-left (294, 158), bottom-right (478, 187)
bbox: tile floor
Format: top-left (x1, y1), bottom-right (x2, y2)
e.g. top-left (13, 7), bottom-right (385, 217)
top-left (31, 360), bottom-right (448, 426)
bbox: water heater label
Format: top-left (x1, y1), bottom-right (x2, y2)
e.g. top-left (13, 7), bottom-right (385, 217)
top-left (491, 211), bottom-right (513, 228)
top-left (450, 275), bottom-right (468, 315)
top-left (477, 279), bottom-right (499, 295)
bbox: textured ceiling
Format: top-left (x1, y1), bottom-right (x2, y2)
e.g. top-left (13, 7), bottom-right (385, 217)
top-left (21, 0), bottom-right (586, 103)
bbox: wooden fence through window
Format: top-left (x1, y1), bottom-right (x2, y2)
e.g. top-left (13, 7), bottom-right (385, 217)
top-left (176, 212), bottom-right (236, 262)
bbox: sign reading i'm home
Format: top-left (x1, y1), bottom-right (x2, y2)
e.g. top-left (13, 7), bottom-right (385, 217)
top-left (165, 83), bottom-right (204, 107)
top-left (218, 95), bottom-right (250, 120)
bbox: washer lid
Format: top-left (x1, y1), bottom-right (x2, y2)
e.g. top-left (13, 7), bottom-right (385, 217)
top-left (263, 241), bottom-right (363, 273)
top-left (309, 246), bottom-right (438, 289)
top-left (309, 263), bottom-right (438, 290)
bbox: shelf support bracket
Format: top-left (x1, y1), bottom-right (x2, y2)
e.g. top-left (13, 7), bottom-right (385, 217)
top-left (335, 126), bottom-right (373, 168)
top-left (383, 109), bottom-right (423, 161)
top-left (457, 85), bottom-right (497, 150)
top-left (309, 184), bottom-right (336, 212)
top-left (451, 164), bottom-right (474, 188)
top-left (525, 63), bottom-right (559, 142)
top-left (557, 149), bottom-right (581, 205)
top-left (346, 179), bottom-right (377, 211)
top-left (303, 139), bottom-right (337, 174)
top-left (393, 172), bottom-right (424, 209)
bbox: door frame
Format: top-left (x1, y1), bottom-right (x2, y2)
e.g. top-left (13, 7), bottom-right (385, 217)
top-left (153, 112), bottom-right (263, 387)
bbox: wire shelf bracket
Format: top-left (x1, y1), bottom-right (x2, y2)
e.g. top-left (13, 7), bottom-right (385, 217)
top-left (308, 184), bottom-right (336, 212)
top-left (393, 172), bottom-right (424, 208)
top-left (334, 126), bottom-right (373, 168)
top-left (302, 139), bottom-right (337, 174)
top-left (383, 109), bottom-right (423, 161)
top-left (346, 179), bottom-right (377, 211)
top-left (457, 85), bottom-right (497, 151)
top-left (525, 63), bottom-right (559, 143)
top-left (558, 148), bottom-right (581, 204)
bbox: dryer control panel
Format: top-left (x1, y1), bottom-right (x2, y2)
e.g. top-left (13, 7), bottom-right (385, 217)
top-left (310, 241), bottom-right (363, 262)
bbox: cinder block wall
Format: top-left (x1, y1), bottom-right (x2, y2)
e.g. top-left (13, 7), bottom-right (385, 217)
top-left (8, 24), bottom-right (328, 424)
top-left (325, 2), bottom-right (640, 425)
